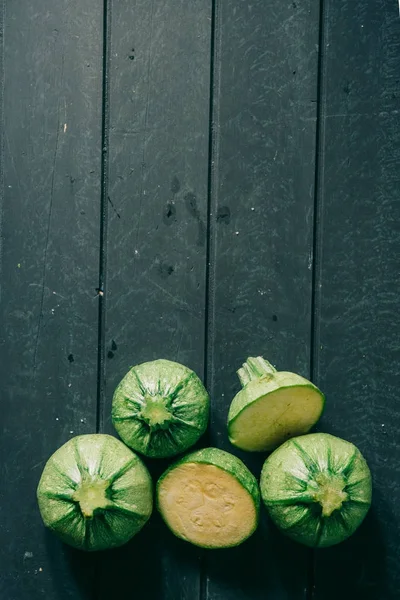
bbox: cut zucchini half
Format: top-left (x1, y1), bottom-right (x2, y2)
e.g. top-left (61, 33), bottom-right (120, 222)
top-left (157, 448), bottom-right (260, 548)
top-left (112, 359), bottom-right (210, 458)
top-left (228, 357), bottom-right (325, 452)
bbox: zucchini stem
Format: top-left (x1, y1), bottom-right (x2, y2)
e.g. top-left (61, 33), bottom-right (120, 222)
top-left (140, 395), bottom-right (173, 430)
top-left (313, 473), bottom-right (348, 518)
top-left (73, 478), bottom-right (111, 518)
top-left (237, 356), bottom-right (277, 387)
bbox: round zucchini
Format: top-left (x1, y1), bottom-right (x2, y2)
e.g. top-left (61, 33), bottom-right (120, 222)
top-left (228, 356), bottom-right (325, 451)
top-left (260, 433), bottom-right (372, 547)
top-left (157, 447), bottom-right (260, 548)
top-left (112, 359), bottom-right (210, 458)
top-left (37, 434), bottom-right (153, 551)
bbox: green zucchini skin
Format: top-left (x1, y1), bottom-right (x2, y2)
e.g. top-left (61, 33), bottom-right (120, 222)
top-left (37, 434), bottom-right (153, 551)
top-left (260, 433), bottom-right (372, 548)
top-left (112, 359), bottom-right (210, 458)
top-left (157, 447), bottom-right (260, 548)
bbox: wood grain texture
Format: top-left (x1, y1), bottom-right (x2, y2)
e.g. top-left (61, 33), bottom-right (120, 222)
top-left (0, 2), bottom-right (103, 598)
top-left (313, 0), bottom-right (400, 598)
top-left (97, 1), bottom-right (212, 599)
top-left (2, 0), bottom-right (399, 598)
top-left (204, 1), bottom-right (320, 598)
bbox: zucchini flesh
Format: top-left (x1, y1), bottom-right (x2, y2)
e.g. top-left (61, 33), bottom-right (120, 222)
top-left (229, 385), bottom-right (323, 451)
top-left (157, 448), bottom-right (260, 548)
top-left (228, 357), bottom-right (324, 452)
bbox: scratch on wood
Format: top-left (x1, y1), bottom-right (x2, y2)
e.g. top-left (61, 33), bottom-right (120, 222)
top-left (31, 460), bottom-right (46, 470)
top-left (108, 195), bottom-right (121, 219)
top-left (110, 126), bottom-right (163, 136)
top-left (175, 327), bottom-right (185, 357)
top-left (143, 274), bottom-right (202, 318)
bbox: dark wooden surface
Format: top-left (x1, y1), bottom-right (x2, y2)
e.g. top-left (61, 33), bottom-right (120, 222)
top-left (0, 2), bottom-right (103, 598)
top-left (313, 1), bottom-right (400, 599)
top-left (0, 0), bottom-right (399, 599)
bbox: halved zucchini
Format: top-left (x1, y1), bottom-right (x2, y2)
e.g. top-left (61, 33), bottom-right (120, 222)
top-left (228, 357), bottom-right (325, 452)
top-left (157, 448), bottom-right (260, 548)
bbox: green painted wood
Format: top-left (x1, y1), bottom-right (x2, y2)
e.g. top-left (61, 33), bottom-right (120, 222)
top-left (97, 1), bottom-right (212, 599)
top-left (0, 1), bottom-right (103, 598)
top-left (204, 1), bottom-right (320, 598)
top-left (2, 1), bottom-right (400, 598)
top-left (313, 1), bottom-right (400, 599)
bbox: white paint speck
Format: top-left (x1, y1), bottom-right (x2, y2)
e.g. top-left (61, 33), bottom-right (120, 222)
top-left (63, 123), bottom-right (67, 133)
top-left (134, 249), bottom-right (139, 255)
top-left (235, 231), bottom-right (239, 235)
top-left (68, 383), bottom-right (72, 388)
top-left (70, 430), bottom-right (74, 434)
top-left (39, 568), bottom-right (43, 572)
top-left (24, 551), bottom-right (33, 559)
top-left (51, 308), bottom-right (55, 314)
top-left (55, 417), bottom-right (59, 421)
top-left (80, 418), bottom-right (86, 423)
top-left (251, 207), bottom-right (255, 211)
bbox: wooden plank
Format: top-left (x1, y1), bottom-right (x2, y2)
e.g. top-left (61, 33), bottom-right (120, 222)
top-left (0, 2), bottom-right (103, 599)
top-left (313, 1), bottom-right (400, 598)
top-left (98, 1), bottom-right (212, 599)
top-left (204, 1), bottom-right (320, 598)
